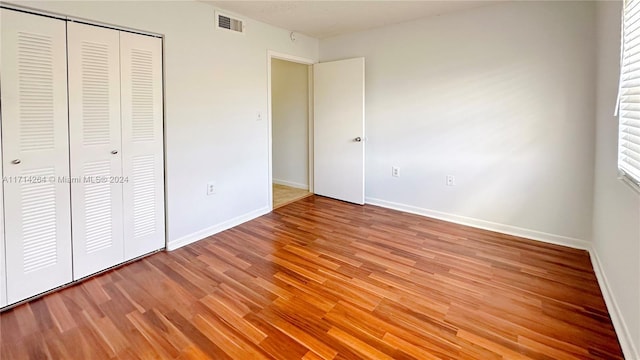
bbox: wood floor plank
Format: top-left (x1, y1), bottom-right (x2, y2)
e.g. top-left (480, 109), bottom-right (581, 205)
top-left (0, 195), bottom-right (623, 359)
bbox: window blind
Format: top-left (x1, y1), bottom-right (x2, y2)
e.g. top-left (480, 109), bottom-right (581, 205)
top-left (619, 0), bottom-right (640, 186)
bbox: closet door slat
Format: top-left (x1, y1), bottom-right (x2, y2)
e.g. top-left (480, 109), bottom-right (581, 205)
top-left (1, 9), bottom-right (72, 304)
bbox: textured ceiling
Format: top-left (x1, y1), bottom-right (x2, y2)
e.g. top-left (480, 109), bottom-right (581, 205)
top-left (204, 1), bottom-right (500, 39)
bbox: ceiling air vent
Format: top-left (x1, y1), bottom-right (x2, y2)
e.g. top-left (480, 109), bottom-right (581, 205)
top-left (216, 11), bottom-right (244, 34)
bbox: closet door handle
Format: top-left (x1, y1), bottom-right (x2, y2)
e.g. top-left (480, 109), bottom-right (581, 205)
top-left (11, 159), bottom-right (21, 165)
top-left (111, 150), bottom-right (118, 155)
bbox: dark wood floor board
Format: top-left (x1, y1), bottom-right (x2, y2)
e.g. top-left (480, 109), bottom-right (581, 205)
top-left (0, 195), bottom-right (623, 359)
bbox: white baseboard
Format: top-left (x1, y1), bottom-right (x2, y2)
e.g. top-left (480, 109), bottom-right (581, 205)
top-left (364, 197), bottom-right (590, 250)
top-left (166, 206), bottom-right (270, 251)
top-left (590, 250), bottom-right (639, 360)
top-left (273, 179), bottom-right (309, 190)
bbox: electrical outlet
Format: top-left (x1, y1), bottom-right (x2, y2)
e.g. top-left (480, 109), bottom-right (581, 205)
top-left (207, 182), bottom-right (216, 195)
top-left (446, 175), bottom-right (455, 186)
top-left (392, 166), bottom-right (400, 177)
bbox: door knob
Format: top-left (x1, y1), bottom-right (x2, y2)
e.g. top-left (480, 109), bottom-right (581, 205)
top-left (354, 137), bottom-right (362, 142)
top-left (111, 150), bottom-right (118, 155)
top-left (11, 159), bottom-right (21, 164)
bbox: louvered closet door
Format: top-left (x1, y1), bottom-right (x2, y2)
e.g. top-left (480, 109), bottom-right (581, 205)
top-left (67, 22), bottom-right (124, 280)
top-left (120, 32), bottom-right (165, 260)
top-left (0, 9), bottom-right (72, 304)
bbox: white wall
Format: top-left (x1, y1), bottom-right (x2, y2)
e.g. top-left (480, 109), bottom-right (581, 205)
top-left (14, 0), bottom-right (318, 248)
top-left (593, 2), bottom-right (640, 358)
top-left (320, 1), bottom-right (596, 247)
top-left (271, 59), bottom-right (309, 189)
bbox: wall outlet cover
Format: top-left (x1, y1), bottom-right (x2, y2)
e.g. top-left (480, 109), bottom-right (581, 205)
top-left (207, 182), bottom-right (216, 195)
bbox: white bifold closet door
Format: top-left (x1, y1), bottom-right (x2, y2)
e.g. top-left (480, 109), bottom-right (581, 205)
top-left (120, 32), bottom-right (165, 261)
top-left (0, 9), bottom-right (73, 303)
top-left (67, 22), bottom-right (125, 280)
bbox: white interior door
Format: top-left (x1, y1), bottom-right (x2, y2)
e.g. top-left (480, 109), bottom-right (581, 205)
top-left (313, 57), bottom-right (365, 204)
top-left (120, 32), bottom-right (166, 260)
top-left (1, 9), bottom-right (73, 303)
top-left (67, 22), bottom-right (124, 280)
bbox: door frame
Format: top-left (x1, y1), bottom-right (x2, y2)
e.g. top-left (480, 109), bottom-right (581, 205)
top-left (267, 50), bottom-right (315, 211)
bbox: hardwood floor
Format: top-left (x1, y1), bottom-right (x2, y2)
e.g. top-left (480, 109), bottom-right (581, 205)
top-left (273, 184), bottom-right (312, 209)
top-left (0, 196), bottom-right (623, 359)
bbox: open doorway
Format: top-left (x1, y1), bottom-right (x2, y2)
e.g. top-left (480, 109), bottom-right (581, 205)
top-left (269, 55), bottom-right (314, 209)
